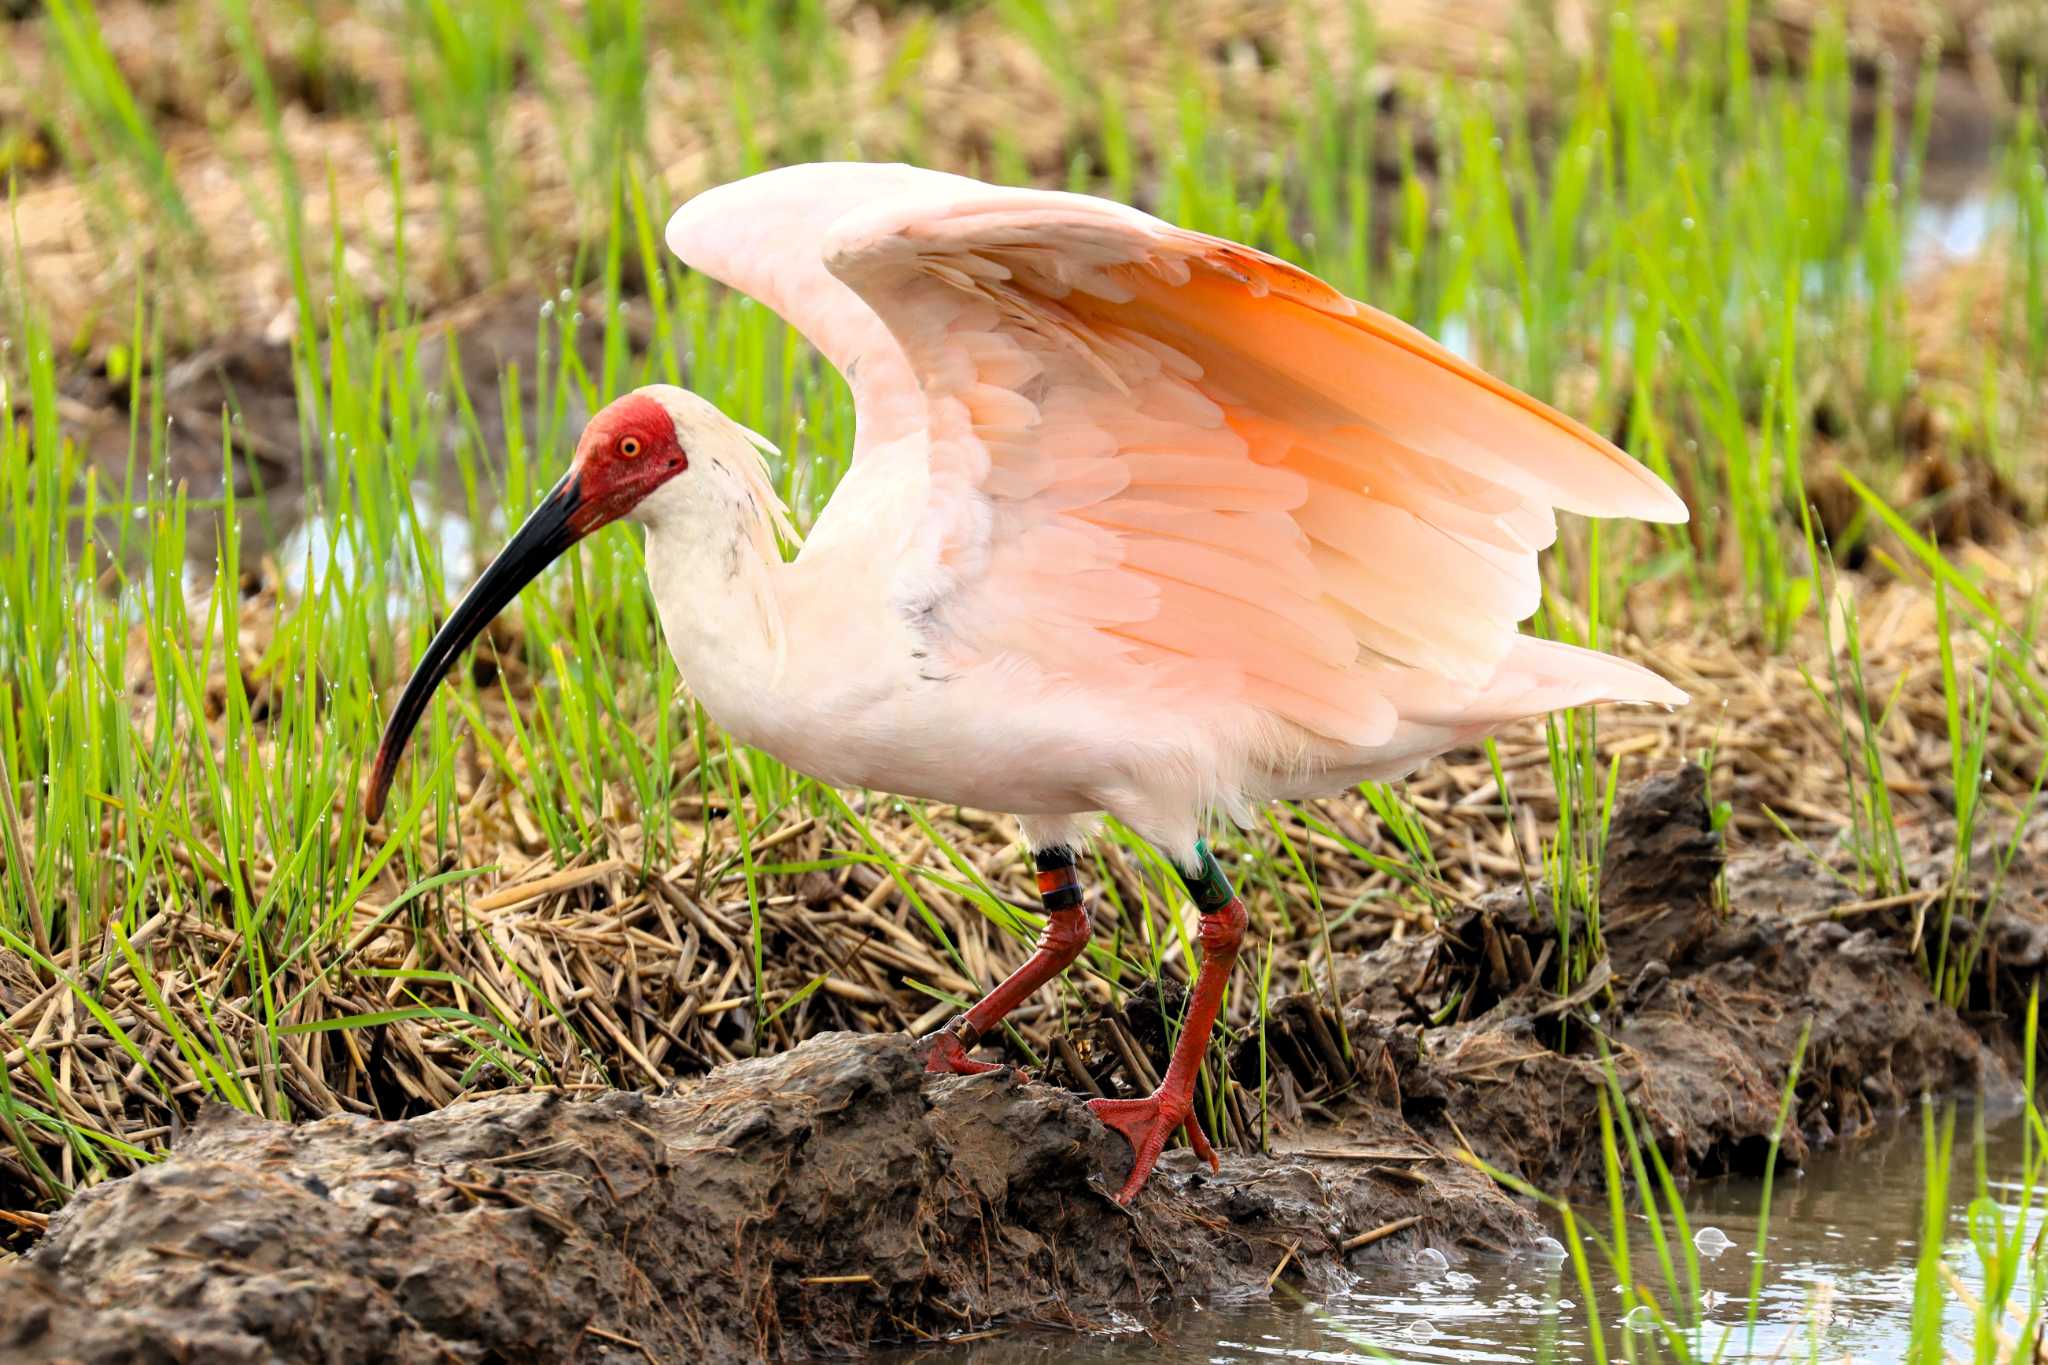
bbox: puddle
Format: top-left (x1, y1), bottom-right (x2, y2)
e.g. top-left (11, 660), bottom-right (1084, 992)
top-left (271, 493), bottom-right (482, 598)
top-left (1909, 186), bottom-right (2000, 275)
top-left (48, 295), bottom-right (609, 605)
top-left (884, 1105), bottom-right (2040, 1364)
top-left (172, 477), bottom-right (494, 618)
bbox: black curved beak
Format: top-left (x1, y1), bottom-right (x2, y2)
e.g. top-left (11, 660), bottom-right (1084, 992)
top-left (364, 469), bottom-right (585, 823)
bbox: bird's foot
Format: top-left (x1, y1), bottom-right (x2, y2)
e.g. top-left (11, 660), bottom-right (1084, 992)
top-left (919, 1030), bottom-right (1009, 1076)
top-left (1087, 1089), bottom-right (1218, 1204)
top-left (915, 1015), bottom-right (1015, 1077)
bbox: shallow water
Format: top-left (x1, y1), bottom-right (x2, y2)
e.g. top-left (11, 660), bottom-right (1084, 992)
top-left (886, 1104), bottom-right (2041, 1364)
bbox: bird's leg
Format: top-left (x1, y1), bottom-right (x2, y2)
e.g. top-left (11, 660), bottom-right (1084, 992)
top-left (1087, 839), bottom-right (1246, 1203)
top-left (919, 845), bottom-right (1091, 1077)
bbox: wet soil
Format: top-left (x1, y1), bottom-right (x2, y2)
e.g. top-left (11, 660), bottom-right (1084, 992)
top-left (1334, 767), bottom-right (2042, 1190)
top-left (1, 769), bottom-right (2041, 1362)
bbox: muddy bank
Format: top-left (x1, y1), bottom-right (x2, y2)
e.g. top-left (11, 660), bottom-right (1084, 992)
top-left (0, 1035), bottom-right (1531, 1363)
top-left (2, 770), bottom-right (2041, 1362)
top-left (1333, 767), bottom-right (2045, 1191)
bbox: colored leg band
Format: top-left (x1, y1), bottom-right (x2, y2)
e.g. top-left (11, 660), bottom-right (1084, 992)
top-left (1033, 846), bottom-right (1083, 912)
top-left (1035, 865), bottom-right (1083, 911)
top-left (1177, 839), bottom-right (1237, 915)
top-left (942, 1013), bottom-right (983, 1050)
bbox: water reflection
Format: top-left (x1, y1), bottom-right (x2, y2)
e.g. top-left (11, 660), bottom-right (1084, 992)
top-left (885, 1105), bottom-right (2039, 1364)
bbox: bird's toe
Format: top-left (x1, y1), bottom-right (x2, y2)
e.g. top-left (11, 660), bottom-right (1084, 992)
top-left (1087, 1092), bottom-right (1211, 1202)
top-left (917, 1029), bottom-right (1008, 1077)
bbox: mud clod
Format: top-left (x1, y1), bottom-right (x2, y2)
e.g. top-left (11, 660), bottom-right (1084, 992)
top-left (0, 1031), bottom-right (1526, 1362)
top-left (1350, 767), bottom-right (2031, 1189)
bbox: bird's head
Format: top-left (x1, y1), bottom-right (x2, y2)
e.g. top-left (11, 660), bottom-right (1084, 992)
top-left (564, 388), bottom-right (696, 531)
top-left (362, 384), bottom-right (786, 823)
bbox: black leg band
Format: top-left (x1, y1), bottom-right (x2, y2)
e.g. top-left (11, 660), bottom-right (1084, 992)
top-left (1032, 845), bottom-right (1077, 872)
top-left (1033, 845), bottom-right (1084, 912)
top-left (1176, 839), bottom-right (1238, 915)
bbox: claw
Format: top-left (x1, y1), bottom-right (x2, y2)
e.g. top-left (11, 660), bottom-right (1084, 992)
top-left (918, 1029), bottom-right (1009, 1077)
top-left (1087, 1090), bottom-right (1218, 1203)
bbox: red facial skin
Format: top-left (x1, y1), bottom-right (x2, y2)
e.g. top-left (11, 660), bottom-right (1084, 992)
top-left (569, 394), bottom-right (689, 533)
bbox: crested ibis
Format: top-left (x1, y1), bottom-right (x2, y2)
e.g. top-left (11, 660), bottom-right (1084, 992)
top-left (366, 162), bottom-right (1688, 1203)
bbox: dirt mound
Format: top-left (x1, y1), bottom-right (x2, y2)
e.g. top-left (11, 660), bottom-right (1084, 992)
top-left (2, 769), bottom-right (2040, 1362)
top-left (0, 1033), bottom-right (1528, 1363)
top-left (1365, 767), bottom-right (2031, 1189)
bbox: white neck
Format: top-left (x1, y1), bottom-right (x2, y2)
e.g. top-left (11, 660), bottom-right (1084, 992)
top-left (637, 472), bottom-right (788, 740)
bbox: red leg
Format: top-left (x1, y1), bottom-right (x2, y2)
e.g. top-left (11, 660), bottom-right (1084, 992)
top-left (1088, 842), bottom-right (1247, 1203)
top-left (920, 847), bottom-right (1090, 1076)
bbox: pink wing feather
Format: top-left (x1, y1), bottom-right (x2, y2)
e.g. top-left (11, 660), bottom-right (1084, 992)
top-left (670, 164), bottom-right (1686, 752)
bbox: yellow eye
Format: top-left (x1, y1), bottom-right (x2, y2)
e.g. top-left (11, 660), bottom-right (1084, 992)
top-left (618, 436), bottom-right (642, 458)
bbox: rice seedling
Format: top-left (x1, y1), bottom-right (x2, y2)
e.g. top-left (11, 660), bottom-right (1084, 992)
top-left (2009, 85), bottom-right (2047, 382)
top-left (403, 0), bottom-right (530, 279)
top-left (35, 0), bottom-right (197, 242)
top-left (1775, 514), bottom-right (1911, 899)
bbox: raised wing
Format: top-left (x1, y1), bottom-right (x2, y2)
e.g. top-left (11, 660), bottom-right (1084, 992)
top-left (666, 163), bottom-right (965, 451)
top-left (673, 165), bottom-right (1686, 750)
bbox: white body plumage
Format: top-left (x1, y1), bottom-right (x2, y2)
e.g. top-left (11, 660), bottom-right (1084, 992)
top-left (633, 163), bottom-right (1687, 861)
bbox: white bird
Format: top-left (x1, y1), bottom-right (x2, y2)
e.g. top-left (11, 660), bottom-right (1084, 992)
top-left (367, 162), bottom-right (1688, 1202)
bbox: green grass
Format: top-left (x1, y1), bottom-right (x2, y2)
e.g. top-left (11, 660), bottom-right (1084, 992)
top-left (2, 0), bottom-right (2047, 1211)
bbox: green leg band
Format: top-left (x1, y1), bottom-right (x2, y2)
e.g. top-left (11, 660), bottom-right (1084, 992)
top-left (1177, 839), bottom-right (1237, 915)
